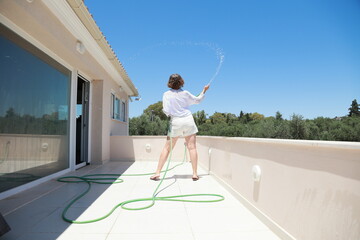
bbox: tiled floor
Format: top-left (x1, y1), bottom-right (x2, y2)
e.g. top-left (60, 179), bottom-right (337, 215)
top-left (0, 161), bottom-right (281, 240)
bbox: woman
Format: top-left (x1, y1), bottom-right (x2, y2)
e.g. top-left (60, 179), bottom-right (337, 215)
top-left (150, 73), bottom-right (210, 181)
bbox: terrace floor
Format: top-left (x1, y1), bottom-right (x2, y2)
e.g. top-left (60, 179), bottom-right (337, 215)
top-left (0, 161), bottom-right (281, 240)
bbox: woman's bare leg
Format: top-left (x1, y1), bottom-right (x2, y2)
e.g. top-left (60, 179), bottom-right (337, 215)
top-left (185, 134), bottom-right (198, 179)
top-left (151, 136), bottom-right (179, 178)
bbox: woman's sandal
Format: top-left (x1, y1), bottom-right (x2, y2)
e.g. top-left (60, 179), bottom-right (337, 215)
top-left (150, 175), bottom-right (160, 181)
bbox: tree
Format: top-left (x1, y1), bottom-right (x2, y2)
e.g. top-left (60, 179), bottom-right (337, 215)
top-left (239, 111), bottom-right (244, 120)
top-left (348, 99), bottom-right (360, 117)
top-left (289, 114), bottom-right (308, 139)
top-left (5, 108), bottom-right (17, 118)
top-left (275, 111), bottom-right (283, 121)
top-left (249, 112), bottom-right (265, 121)
top-left (225, 113), bottom-right (237, 123)
top-left (193, 110), bottom-right (207, 126)
top-left (129, 113), bottom-right (167, 135)
top-left (242, 113), bottom-right (252, 123)
top-left (128, 100), bottom-right (360, 141)
top-left (209, 112), bottom-right (226, 124)
top-left (143, 101), bottom-right (167, 120)
top-left (305, 120), bottom-right (320, 140)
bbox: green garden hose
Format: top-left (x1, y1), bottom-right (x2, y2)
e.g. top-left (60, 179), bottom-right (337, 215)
top-left (57, 137), bottom-right (224, 224)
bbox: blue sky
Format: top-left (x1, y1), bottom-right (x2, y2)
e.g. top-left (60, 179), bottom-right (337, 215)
top-left (85, 0), bottom-right (360, 119)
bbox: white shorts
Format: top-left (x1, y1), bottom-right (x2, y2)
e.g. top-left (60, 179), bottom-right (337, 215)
top-left (168, 114), bottom-right (198, 137)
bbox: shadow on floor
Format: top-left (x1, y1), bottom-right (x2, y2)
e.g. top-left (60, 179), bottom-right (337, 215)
top-left (0, 161), bottom-right (134, 240)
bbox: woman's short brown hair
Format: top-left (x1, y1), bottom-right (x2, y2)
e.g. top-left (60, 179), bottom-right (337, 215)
top-left (167, 73), bottom-right (184, 90)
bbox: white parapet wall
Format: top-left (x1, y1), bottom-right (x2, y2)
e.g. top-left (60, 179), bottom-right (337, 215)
top-left (110, 136), bottom-right (187, 162)
top-left (110, 135), bottom-right (360, 240)
top-left (196, 136), bottom-right (360, 240)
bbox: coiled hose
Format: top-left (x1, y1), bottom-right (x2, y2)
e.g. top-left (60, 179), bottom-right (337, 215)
top-left (57, 137), bottom-right (224, 224)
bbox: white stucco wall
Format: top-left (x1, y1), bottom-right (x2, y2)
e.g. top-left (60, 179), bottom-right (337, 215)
top-left (0, 0), bottom-right (133, 166)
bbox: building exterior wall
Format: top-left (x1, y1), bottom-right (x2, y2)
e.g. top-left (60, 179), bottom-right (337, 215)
top-left (101, 77), bottom-right (130, 163)
top-left (0, 0), bottom-right (135, 197)
top-left (90, 80), bottom-right (104, 164)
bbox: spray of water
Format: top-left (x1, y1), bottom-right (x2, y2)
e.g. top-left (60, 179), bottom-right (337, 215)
top-left (127, 41), bottom-right (225, 85)
top-left (207, 49), bottom-right (225, 86)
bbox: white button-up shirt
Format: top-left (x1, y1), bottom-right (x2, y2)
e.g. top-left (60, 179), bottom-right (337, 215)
top-left (162, 89), bottom-right (205, 117)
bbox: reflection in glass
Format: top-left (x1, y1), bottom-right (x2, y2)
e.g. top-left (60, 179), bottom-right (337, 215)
top-left (0, 25), bottom-right (70, 193)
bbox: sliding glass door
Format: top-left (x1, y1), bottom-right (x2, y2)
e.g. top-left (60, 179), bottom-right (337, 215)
top-left (0, 24), bottom-right (70, 193)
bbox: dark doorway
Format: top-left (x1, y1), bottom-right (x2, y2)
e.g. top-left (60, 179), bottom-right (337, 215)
top-left (76, 76), bottom-right (90, 165)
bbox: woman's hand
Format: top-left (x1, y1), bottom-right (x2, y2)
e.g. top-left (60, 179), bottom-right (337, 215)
top-left (203, 85), bottom-right (210, 94)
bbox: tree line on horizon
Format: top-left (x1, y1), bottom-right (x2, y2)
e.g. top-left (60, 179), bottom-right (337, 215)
top-left (0, 108), bottom-right (67, 135)
top-left (129, 99), bottom-right (360, 142)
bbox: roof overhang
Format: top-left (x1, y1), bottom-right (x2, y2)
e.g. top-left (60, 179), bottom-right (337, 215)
top-left (42, 0), bottom-right (139, 97)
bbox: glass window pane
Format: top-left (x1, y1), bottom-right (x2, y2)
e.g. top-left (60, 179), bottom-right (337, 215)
top-left (111, 94), bottom-right (114, 118)
top-left (0, 25), bottom-right (70, 193)
top-left (121, 101), bottom-right (126, 122)
top-left (113, 98), bottom-right (119, 120)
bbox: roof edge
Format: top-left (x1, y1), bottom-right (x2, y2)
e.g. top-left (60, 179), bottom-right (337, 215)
top-left (66, 0), bottom-right (139, 96)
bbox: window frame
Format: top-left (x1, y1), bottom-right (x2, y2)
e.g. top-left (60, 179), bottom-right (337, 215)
top-left (111, 93), bottom-right (126, 122)
top-left (121, 100), bottom-right (126, 122)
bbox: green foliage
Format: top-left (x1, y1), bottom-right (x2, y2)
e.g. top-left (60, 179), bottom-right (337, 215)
top-left (143, 101), bottom-right (167, 120)
top-left (225, 113), bottom-right (237, 124)
top-left (348, 99), bottom-right (360, 117)
top-left (275, 111), bottom-right (283, 121)
top-left (129, 100), bottom-right (360, 142)
top-left (304, 120), bottom-right (320, 140)
top-left (210, 112), bottom-right (226, 124)
top-left (239, 111), bottom-right (244, 119)
top-left (129, 113), bottom-right (168, 135)
top-left (239, 112), bottom-right (252, 124)
top-left (250, 112), bottom-right (265, 121)
top-left (289, 114), bottom-right (308, 139)
top-left (193, 110), bottom-right (207, 126)
top-left (331, 117), bottom-right (360, 141)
